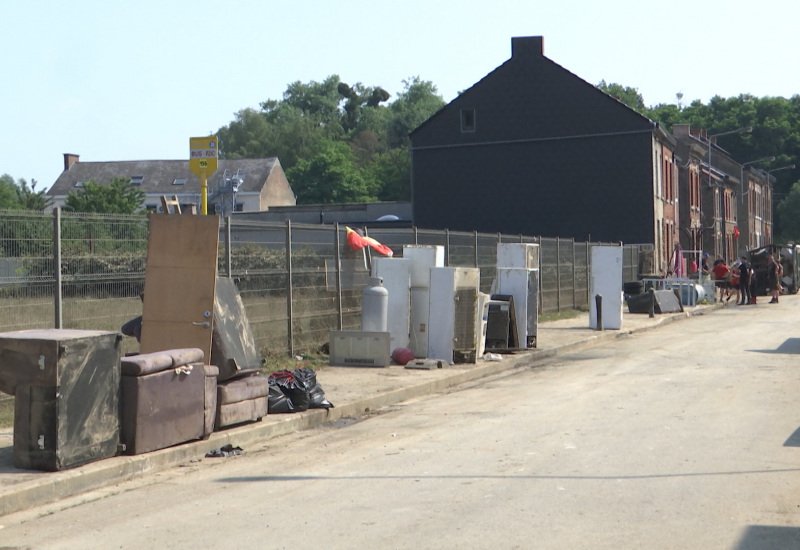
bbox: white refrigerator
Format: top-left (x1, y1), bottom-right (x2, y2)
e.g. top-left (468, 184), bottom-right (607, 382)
top-left (589, 245), bottom-right (623, 330)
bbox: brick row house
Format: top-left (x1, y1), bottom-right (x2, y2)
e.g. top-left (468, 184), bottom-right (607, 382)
top-left (410, 36), bottom-right (773, 276)
top-left (672, 125), bottom-right (772, 262)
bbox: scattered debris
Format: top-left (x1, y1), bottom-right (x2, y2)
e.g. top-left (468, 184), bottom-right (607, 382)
top-left (205, 444), bottom-right (244, 458)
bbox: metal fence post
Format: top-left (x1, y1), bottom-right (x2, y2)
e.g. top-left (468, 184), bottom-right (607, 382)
top-left (474, 231), bottom-right (479, 268)
top-left (571, 238), bottom-right (577, 310)
top-left (285, 219), bottom-right (294, 357)
top-left (445, 229), bottom-right (450, 266)
top-left (224, 216), bottom-right (232, 278)
top-left (53, 207), bottom-right (63, 329)
top-left (556, 236), bottom-right (562, 312)
top-left (413, 226), bottom-right (418, 245)
top-left (334, 223), bottom-right (343, 330)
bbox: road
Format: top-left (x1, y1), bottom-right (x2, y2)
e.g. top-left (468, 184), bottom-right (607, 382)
top-left (1, 301), bottom-right (800, 549)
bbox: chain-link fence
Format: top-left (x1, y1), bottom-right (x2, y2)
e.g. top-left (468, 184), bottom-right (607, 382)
top-left (0, 209), bottom-right (650, 362)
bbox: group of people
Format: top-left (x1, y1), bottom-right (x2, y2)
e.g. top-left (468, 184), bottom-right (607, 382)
top-left (710, 253), bottom-right (783, 305)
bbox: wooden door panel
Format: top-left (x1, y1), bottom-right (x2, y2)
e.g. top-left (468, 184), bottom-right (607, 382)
top-left (140, 214), bottom-right (219, 360)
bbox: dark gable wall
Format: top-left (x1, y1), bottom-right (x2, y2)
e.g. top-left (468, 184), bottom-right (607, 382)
top-left (411, 36), bottom-right (657, 243)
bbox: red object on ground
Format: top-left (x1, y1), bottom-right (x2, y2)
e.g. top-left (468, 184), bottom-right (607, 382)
top-left (391, 347), bottom-right (415, 365)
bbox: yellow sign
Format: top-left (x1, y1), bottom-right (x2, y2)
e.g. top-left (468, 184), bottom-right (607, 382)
top-left (189, 136), bottom-right (218, 177)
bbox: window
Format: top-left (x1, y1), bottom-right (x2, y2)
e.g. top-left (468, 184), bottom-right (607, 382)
top-left (460, 109), bottom-right (476, 132)
top-left (172, 178), bottom-right (187, 186)
top-left (74, 181), bottom-right (86, 188)
top-left (130, 176), bottom-right (144, 186)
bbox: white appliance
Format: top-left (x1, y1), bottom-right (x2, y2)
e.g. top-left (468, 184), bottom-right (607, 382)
top-left (402, 245), bottom-right (445, 357)
top-left (589, 245), bottom-right (623, 330)
top-left (496, 267), bottom-right (539, 348)
top-left (497, 243), bottom-right (540, 270)
top-left (428, 267), bottom-right (480, 364)
top-left (476, 292), bottom-right (491, 357)
top-left (371, 257), bottom-right (412, 351)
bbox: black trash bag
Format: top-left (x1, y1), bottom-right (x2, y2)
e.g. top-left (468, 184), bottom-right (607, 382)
top-left (121, 315), bottom-right (142, 342)
top-left (267, 378), bottom-right (296, 414)
top-left (269, 370), bottom-right (310, 412)
top-left (294, 367), bottom-right (334, 409)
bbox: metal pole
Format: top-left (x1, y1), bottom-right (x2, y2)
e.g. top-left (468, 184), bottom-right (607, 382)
top-left (556, 236), bottom-right (562, 312)
top-left (445, 229), bottom-right (450, 267)
top-left (571, 238), bottom-right (577, 309)
top-left (285, 219), bottom-right (294, 357)
top-left (53, 207), bottom-right (62, 329)
top-left (224, 216), bottom-right (232, 278)
top-left (595, 294), bottom-right (603, 331)
top-left (334, 223), bottom-right (343, 330)
top-left (474, 230), bottom-right (479, 268)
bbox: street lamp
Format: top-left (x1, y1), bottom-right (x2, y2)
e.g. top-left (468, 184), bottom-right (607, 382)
top-left (740, 156), bottom-right (776, 203)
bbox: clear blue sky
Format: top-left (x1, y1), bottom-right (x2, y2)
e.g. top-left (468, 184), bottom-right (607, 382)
top-left (3, 0), bottom-right (798, 192)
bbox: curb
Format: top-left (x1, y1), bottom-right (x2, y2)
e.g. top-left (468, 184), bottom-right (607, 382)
top-left (0, 306), bottom-right (715, 517)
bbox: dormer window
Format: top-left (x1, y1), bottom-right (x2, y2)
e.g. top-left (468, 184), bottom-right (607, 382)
top-left (172, 178), bottom-right (187, 186)
top-left (74, 181), bottom-right (86, 188)
top-left (461, 109), bottom-right (476, 133)
top-left (131, 176), bottom-right (144, 186)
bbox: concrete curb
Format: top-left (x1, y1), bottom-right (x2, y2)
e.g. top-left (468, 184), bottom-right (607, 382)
top-left (0, 305), bottom-right (716, 517)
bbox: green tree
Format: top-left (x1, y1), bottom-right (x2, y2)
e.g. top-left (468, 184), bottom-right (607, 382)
top-left (597, 80), bottom-right (646, 112)
top-left (776, 180), bottom-right (800, 242)
top-left (18, 179), bottom-right (52, 211)
top-left (0, 174), bottom-right (22, 209)
top-left (387, 77), bottom-right (446, 148)
top-left (287, 140), bottom-right (379, 204)
top-left (64, 177), bottom-right (146, 214)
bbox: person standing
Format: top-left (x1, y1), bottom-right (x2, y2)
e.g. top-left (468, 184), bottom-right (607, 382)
top-left (711, 258), bottom-right (730, 302)
top-left (768, 253), bottom-right (782, 303)
top-left (738, 256), bottom-right (752, 305)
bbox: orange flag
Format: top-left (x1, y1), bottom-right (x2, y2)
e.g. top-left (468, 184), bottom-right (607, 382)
top-left (345, 226), bottom-right (393, 257)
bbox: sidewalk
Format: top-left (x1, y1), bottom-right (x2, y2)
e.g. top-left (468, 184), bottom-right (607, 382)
top-left (0, 304), bottom-right (719, 517)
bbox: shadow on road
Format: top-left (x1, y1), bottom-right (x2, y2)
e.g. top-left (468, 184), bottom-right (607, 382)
top-left (733, 525), bottom-right (800, 550)
top-left (747, 338), bottom-right (800, 355)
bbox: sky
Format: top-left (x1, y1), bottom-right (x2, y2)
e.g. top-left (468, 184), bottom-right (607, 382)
top-left (3, 0), bottom-right (799, 192)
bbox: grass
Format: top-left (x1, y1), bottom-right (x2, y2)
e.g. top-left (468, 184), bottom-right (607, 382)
top-left (0, 399), bottom-right (13, 429)
top-left (540, 308), bottom-right (587, 323)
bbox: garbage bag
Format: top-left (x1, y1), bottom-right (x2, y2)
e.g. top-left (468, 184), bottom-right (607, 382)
top-left (294, 367), bottom-right (334, 409)
top-left (267, 378), bottom-right (296, 414)
top-left (269, 370), bottom-right (310, 412)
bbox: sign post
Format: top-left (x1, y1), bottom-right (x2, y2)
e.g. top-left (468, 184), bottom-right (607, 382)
top-left (189, 136), bottom-right (219, 214)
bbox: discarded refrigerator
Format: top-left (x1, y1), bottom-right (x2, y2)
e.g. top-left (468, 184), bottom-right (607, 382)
top-left (589, 245), bottom-right (624, 330)
top-left (428, 266), bottom-right (481, 363)
top-left (402, 245), bottom-right (445, 358)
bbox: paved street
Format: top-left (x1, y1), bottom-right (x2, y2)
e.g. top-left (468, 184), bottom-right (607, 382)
top-left (1, 300), bottom-right (799, 549)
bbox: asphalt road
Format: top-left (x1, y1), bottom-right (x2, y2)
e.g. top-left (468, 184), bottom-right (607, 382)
top-left (1, 301), bottom-right (799, 549)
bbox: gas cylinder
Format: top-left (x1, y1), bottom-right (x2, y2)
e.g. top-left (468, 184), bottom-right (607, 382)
top-left (361, 277), bottom-right (388, 332)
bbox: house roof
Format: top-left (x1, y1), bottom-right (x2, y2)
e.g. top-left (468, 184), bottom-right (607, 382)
top-left (410, 36), bottom-right (669, 145)
top-left (47, 157), bottom-right (282, 196)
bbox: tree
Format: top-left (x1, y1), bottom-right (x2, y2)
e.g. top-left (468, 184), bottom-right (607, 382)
top-left (287, 140), bottom-right (379, 204)
top-left (64, 178), bottom-right (146, 214)
top-left (0, 174), bottom-right (22, 209)
top-left (597, 80), bottom-right (646, 113)
top-left (776, 180), bottom-right (800, 242)
top-left (386, 77), bottom-right (446, 149)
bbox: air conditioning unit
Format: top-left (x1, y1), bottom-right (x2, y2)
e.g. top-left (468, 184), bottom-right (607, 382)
top-left (428, 267), bottom-right (480, 363)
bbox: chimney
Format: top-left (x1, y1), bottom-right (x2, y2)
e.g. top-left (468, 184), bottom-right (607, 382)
top-left (511, 36), bottom-right (544, 60)
top-left (63, 153), bottom-right (80, 171)
top-left (672, 124), bottom-right (691, 137)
